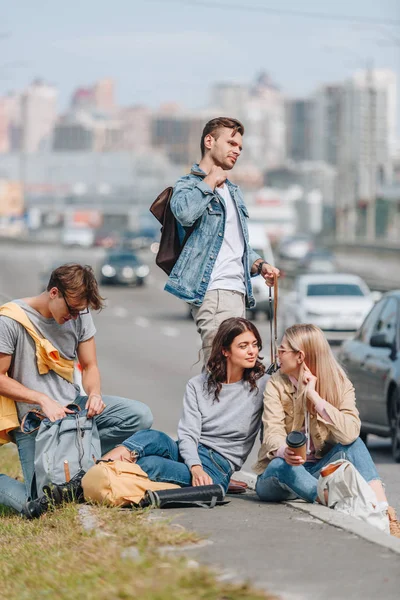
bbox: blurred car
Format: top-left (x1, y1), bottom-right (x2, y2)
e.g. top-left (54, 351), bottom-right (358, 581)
top-left (100, 250), bottom-right (149, 286)
top-left (62, 226), bottom-right (94, 248)
top-left (122, 228), bottom-right (159, 251)
top-left (277, 234), bottom-right (314, 273)
top-left (297, 248), bottom-right (336, 274)
top-left (94, 229), bottom-right (121, 249)
top-left (338, 291), bottom-right (400, 461)
top-left (283, 273), bottom-right (377, 341)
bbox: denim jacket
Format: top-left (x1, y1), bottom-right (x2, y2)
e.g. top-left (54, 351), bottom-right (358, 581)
top-left (164, 164), bottom-right (261, 308)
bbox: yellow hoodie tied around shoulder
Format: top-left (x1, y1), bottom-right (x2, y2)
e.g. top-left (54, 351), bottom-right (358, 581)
top-left (0, 302), bottom-right (75, 444)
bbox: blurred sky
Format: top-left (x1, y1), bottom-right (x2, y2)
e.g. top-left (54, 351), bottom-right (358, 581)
top-left (1, 0), bottom-right (399, 115)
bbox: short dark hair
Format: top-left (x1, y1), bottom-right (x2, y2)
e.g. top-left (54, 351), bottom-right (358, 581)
top-left (200, 117), bottom-right (245, 157)
top-left (206, 317), bottom-right (265, 402)
top-left (47, 263), bottom-right (105, 311)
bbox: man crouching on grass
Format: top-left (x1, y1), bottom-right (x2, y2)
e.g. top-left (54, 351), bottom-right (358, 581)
top-left (0, 263), bottom-right (152, 517)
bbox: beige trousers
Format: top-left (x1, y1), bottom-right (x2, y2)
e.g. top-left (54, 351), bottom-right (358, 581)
top-left (191, 289), bottom-right (246, 366)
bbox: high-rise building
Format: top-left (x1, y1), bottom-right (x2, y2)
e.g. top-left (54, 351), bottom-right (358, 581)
top-left (70, 87), bottom-right (95, 111)
top-left (286, 99), bottom-right (314, 162)
top-left (119, 105), bottom-right (152, 152)
top-left (93, 78), bottom-right (115, 114)
top-left (336, 68), bottom-right (397, 239)
top-left (0, 92), bottom-right (22, 152)
top-left (21, 80), bottom-right (58, 153)
top-left (245, 72), bottom-right (286, 170)
top-left (311, 84), bottom-right (342, 166)
top-left (0, 100), bottom-right (9, 153)
top-left (152, 113), bottom-right (205, 165)
top-left (211, 82), bottom-right (249, 118)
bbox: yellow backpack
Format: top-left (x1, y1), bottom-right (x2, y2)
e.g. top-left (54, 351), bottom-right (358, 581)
top-left (82, 460), bottom-right (179, 507)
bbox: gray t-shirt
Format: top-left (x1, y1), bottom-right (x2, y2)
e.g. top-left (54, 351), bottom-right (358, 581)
top-left (0, 299), bottom-right (96, 420)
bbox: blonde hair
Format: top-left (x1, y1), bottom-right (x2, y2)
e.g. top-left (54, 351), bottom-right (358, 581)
top-left (284, 324), bottom-right (348, 410)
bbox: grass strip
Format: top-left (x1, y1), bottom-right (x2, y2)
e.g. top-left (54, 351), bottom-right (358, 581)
top-left (0, 446), bottom-right (277, 599)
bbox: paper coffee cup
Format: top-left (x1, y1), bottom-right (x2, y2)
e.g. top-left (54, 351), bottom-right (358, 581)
top-left (286, 431), bottom-right (307, 462)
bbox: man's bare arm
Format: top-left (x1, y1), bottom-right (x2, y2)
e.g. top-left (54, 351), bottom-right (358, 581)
top-left (0, 352), bottom-right (73, 422)
top-left (77, 337), bottom-right (104, 418)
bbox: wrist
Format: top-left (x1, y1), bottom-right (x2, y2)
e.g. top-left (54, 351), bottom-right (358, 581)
top-left (307, 389), bottom-right (320, 403)
top-left (256, 260), bottom-right (266, 275)
top-left (190, 464), bottom-right (202, 472)
top-left (204, 175), bottom-right (220, 190)
top-left (35, 392), bottom-right (49, 408)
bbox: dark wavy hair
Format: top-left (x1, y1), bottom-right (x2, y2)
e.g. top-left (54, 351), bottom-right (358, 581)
top-left (206, 317), bottom-right (265, 402)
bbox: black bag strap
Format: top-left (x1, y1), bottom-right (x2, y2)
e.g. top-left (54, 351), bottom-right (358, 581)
top-left (266, 273), bottom-right (279, 375)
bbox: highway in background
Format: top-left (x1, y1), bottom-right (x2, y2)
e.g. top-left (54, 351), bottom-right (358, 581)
top-left (0, 241), bottom-right (398, 514)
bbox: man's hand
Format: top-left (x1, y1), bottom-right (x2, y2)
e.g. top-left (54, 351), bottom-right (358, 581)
top-left (204, 166), bottom-right (227, 190)
top-left (39, 395), bottom-right (74, 422)
top-left (191, 464), bottom-right (213, 486)
top-left (85, 393), bottom-right (106, 418)
top-left (283, 447), bottom-right (305, 466)
top-left (260, 263), bottom-right (280, 287)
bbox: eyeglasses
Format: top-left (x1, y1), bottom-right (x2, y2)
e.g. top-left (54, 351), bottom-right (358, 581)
top-left (59, 289), bottom-right (89, 318)
top-left (277, 347), bottom-right (295, 356)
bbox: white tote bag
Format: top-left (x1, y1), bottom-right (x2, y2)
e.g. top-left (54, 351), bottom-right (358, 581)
top-left (317, 460), bottom-right (389, 534)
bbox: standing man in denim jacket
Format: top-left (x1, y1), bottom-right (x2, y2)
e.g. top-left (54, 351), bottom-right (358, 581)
top-left (164, 117), bottom-right (280, 364)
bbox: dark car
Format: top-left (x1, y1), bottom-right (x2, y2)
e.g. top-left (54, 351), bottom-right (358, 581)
top-left (297, 248), bottom-right (336, 274)
top-left (338, 291), bottom-right (400, 462)
top-left (94, 229), bottom-right (121, 249)
top-left (122, 228), bottom-right (159, 251)
top-left (100, 250), bottom-right (149, 286)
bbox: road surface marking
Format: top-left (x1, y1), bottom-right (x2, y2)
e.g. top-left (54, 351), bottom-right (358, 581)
top-left (134, 317), bottom-right (150, 328)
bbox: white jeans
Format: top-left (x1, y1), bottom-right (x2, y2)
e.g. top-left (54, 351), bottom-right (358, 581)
top-left (191, 289), bottom-right (246, 366)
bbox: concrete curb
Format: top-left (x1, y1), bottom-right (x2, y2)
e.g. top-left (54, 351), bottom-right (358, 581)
top-left (237, 469), bottom-right (400, 556)
top-left (286, 501), bottom-right (400, 556)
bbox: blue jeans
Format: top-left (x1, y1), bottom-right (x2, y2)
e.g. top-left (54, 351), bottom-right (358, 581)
top-left (256, 438), bottom-right (380, 504)
top-left (0, 394), bottom-right (152, 514)
top-left (122, 429), bottom-right (233, 492)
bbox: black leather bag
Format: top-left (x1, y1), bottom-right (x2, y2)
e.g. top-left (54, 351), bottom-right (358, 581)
top-left (139, 484), bottom-right (228, 509)
top-left (149, 186), bottom-right (195, 275)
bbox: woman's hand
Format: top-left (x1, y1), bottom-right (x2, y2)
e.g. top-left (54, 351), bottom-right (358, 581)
top-left (283, 447), bottom-right (305, 466)
top-left (191, 465), bottom-right (213, 486)
top-left (302, 364), bottom-right (318, 397)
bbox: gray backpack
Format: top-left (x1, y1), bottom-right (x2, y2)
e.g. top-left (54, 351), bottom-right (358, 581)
top-left (23, 405), bottom-right (101, 498)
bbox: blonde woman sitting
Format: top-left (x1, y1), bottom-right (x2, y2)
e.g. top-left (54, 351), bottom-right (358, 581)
top-left (254, 324), bottom-right (389, 513)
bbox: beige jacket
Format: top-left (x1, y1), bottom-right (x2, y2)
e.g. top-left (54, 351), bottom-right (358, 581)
top-left (253, 372), bottom-right (361, 475)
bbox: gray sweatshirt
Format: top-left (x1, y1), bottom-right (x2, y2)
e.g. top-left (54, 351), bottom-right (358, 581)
top-left (177, 373), bottom-right (269, 471)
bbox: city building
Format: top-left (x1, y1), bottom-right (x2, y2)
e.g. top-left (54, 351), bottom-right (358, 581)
top-left (152, 112), bottom-right (206, 165)
top-left (70, 87), bottom-right (96, 112)
top-left (0, 92), bottom-right (22, 152)
top-left (336, 68), bottom-right (397, 240)
top-left (119, 105), bottom-right (152, 152)
top-left (93, 78), bottom-right (115, 114)
top-left (311, 84), bottom-right (342, 166)
top-left (286, 98), bottom-right (314, 162)
top-left (210, 82), bottom-right (249, 118)
top-left (245, 72), bottom-right (286, 170)
top-left (21, 80), bottom-right (58, 153)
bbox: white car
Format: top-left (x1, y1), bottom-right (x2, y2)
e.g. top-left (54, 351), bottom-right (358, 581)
top-left (283, 273), bottom-right (379, 341)
top-left (62, 226), bottom-right (94, 248)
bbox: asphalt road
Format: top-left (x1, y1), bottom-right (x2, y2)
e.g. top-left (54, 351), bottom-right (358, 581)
top-left (0, 242), bottom-right (398, 515)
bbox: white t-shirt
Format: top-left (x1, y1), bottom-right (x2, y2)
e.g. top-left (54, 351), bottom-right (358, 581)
top-left (207, 184), bottom-right (245, 294)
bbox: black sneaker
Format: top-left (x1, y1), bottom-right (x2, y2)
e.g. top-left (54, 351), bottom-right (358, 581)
top-left (21, 470), bottom-right (85, 519)
top-left (21, 494), bottom-right (51, 520)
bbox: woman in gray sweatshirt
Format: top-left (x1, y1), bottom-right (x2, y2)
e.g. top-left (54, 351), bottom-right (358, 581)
top-left (102, 318), bottom-right (269, 492)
